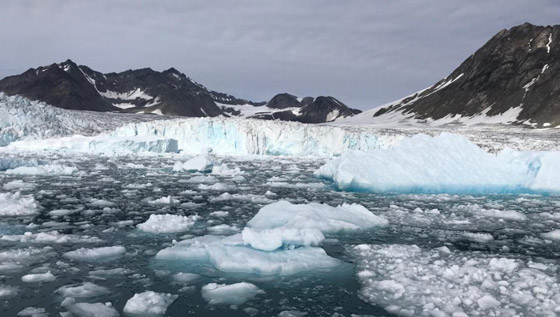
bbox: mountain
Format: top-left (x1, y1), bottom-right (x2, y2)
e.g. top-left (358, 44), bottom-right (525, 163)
top-left (343, 23), bottom-right (560, 127)
top-left (221, 93), bottom-right (360, 123)
top-left (0, 60), bottom-right (360, 123)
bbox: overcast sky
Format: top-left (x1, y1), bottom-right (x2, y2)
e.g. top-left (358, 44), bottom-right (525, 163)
top-left (1, 1), bottom-right (558, 110)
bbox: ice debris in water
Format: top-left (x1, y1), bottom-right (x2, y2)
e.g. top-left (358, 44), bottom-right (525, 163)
top-left (147, 196), bottom-right (180, 205)
top-left (201, 282), bottom-right (264, 305)
top-left (137, 214), bottom-right (198, 233)
top-left (0, 192), bottom-right (39, 216)
top-left (352, 244), bottom-right (560, 316)
top-left (123, 291), bottom-right (178, 315)
top-left (5, 164), bottom-right (78, 176)
top-left (317, 132), bottom-right (560, 194)
top-left (63, 246), bottom-right (126, 261)
top-left (1, 231), bottom-right (102, 244)
top-left (173, 150), bottom-right (214, 173)
top-left (157, 201), bottom-right (385, 275)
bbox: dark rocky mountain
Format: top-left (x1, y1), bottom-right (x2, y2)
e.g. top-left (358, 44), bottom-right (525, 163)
top-left (250, 94), bottom-right (361, 123)
top-left (363, 23), bottom-right (560, 127)
top-left (0, 60), bottom-right (360, 123)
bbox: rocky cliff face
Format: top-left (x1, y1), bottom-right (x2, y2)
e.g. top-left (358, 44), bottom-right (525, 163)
top-left (368, 23), bottom-right (560, 127)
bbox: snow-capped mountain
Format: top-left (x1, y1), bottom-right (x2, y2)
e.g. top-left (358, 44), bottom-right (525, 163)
top-left (220, 93), bottom-right (361, 123)
top-left (342, 23), bottom-right (560, 127)
top-left (0, 60), bottom-right (360, 123)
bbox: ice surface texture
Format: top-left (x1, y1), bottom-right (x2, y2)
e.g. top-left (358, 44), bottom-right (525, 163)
top-left (317, 133), bottom-right (560, 194)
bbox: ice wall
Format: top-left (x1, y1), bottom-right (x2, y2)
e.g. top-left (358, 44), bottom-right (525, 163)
top-left (110, 118), bottom-right (405, 156)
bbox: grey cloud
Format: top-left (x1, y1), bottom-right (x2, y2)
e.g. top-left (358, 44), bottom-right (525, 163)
top-left (1, 0), bottom-right (558, 109)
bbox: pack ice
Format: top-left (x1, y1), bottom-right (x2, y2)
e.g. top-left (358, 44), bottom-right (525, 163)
top-left (316, 133), bottom-right (560, 194)
top-left (156, 201), bottom-right (386, 275)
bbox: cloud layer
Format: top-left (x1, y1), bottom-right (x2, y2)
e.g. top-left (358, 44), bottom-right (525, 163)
top-left (1, 0), bottom-right (558, 109)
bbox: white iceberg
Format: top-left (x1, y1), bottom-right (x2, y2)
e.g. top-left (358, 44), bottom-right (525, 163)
top-left (201, 282), bottom-right (264, 305)
top-left (317, 133), bottom-right (560, 194)
top-left (5, 164), bottom-right (77, 176)
top-left (62, 298), bottom-right (119, 317)
top-left (123, 291), bottom-right (178, 315)
top-left (137, 214), bottom-right (198, 233)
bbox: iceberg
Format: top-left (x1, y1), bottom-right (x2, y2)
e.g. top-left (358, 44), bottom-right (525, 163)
top-left (21, 271), bottom-right (56, 283)
top-left (316, 133), bottom-right (560, 194)
top-left (5, 164), bottom-right (78, 176)
top-left (156, 201), bottom-right (385, 275)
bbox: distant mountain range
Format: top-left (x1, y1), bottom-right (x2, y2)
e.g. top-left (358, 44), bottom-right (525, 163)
top-left (0, 59), bottom-right (360, 123)
top-left (342, 23), bottom-right (560, 127)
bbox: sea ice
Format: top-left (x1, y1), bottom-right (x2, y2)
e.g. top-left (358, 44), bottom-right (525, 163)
top-left (17, 307), bottom-right (47, 317)
top-left (137, 214), bottom-right (198, 233)
top-left (201, 282), bottom-right (264, 305)
top-left (62, 298), bottom-right (119, 317)
top-left (352, 244), bottom-right (560, 316)
top-left (56, 282), bottom-right (110, 298)
top-left (123, 291), bottom-right (178, 315)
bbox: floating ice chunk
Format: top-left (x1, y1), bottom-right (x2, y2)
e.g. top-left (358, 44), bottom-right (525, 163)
top-left (541, 229), bottom-right (560, 241)
top-left (210, 192), bottom-right (274, 204)
top-left (209, 211), bottom-right (229, 217)
top-left (56, 282), bottom-right (110, 298)
top-left (3, 180), bottom-right (35, 190)
top-left (21, 271), bottom-right (55, 283)
top-left (137, 214), bottom-right (198, 233)
top-left (212, 164), bottom-right (243, 176)
top-left (201, 282), bottom-right (264, 305)
top-left (148, 196), bottom-right (179, 205)
top-left (17, 307), bottom-right (47, 317)
top-left (461, 232), bottom-right (494, 243)
top-left (49, 209), bottom-right (77, 217)
top-left (123, 291), bottom-right (178, 315)
top-left (198, 183), bottom-right (234, 191)
top-left (173, 154), bottom-right (214, 173)
top-left (62, 298), bottom-right (119, 317)
top-left (89, 199), bottom-right (117, 207)
top-left (5, 164), bottom-right (77, 176)
top-left (88, 268), bottom-right (134, 277)
top-left (244, 201), bottom-right (387, 250)
top-left (278, 310), bottom-right (308, 317)
top-left (156, 234), bottom-right (341, 276)
top-left (172, 272), bottom-right (200, 284)
top-left (317, 133), bottom-right (560, 194)
top-left (0, 192), bottom-right (39, 216)
top-left (208, 224), bottom-right (240, 234)
top-left (63, 246), bottom-right (126, 261)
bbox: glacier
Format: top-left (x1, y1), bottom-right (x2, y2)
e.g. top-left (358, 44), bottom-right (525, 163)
top-left (316, 133), bottom-right (560, 194)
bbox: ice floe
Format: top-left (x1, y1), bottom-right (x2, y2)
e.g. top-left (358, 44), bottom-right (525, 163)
top-left (201, 282), bottom-right (264, 305)
top-left (123, 291), bottom-right (178, 315)
top-left (63, 246), bottom-right (126, 261)
top-left (0, 192), bottom-right (39, 216)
